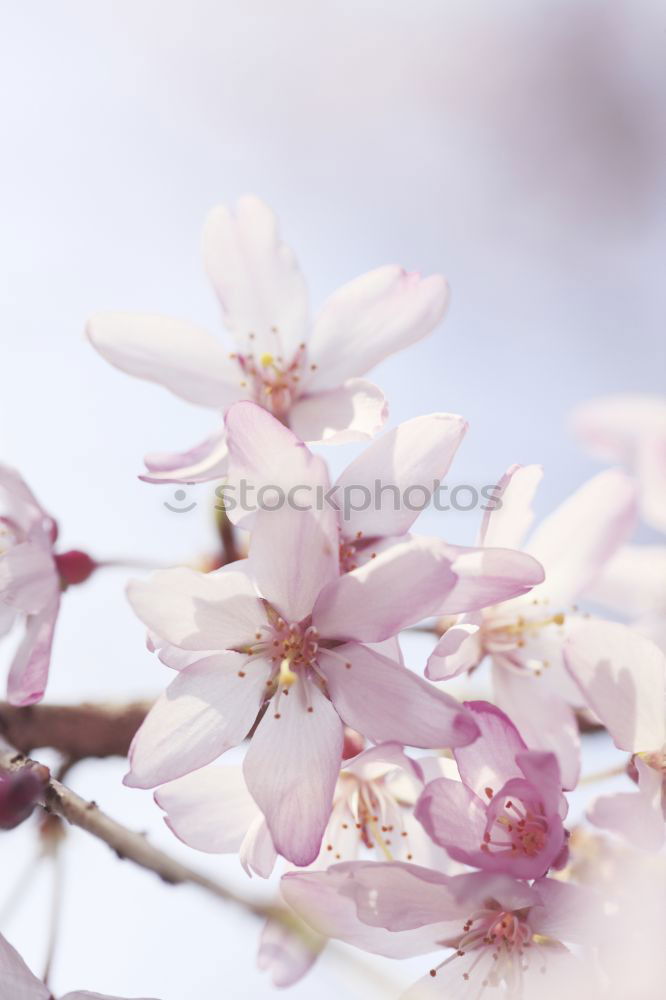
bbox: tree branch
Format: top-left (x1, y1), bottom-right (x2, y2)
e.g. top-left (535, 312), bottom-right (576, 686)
top-left (0, 700), bottom-right (152, 759)
top-left (0, 741), bottom-right (275, 919)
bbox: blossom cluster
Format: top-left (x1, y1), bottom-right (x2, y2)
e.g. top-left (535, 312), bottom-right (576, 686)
top-left (1, 197), bottom-right (665, 998)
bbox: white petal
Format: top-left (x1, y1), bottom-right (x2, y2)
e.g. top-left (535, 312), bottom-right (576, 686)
top-left (86, 312), bottom-right (242, 408)
top-left (288, 379), bottom-right (387, 444)
top-left (202, 196), bottom-right (309, 359)
top-left (308, 266), bottom-right (448, 389)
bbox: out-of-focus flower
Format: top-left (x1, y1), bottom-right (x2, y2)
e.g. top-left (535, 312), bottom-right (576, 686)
top-left (571, 393), bottom-right (666, 533)
top-left (426, 464), bottom-right (638, 788)
top-left (0, 466), bottom-right (98, 705)
top-left (564, 619), bottom-right (666, 850)
top-left (0, 930), bottom-right (160, 999)
top-left (282, 861), bottom-right (598, 999)
top-left (224, 399), bottom-right (468, 567)
top-left (585, 543), bottom-right (666, 651)
top-left (565, 829), bottom-right (666, 1000)
top-left (125, 441), bottom-right (544, 865)
top-left (415, 701), bottom-right (569, 878)
top-left (86, 196), bottom-right (450, 483)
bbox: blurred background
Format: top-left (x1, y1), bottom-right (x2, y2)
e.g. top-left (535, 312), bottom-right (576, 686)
top-left (0, 1), bottom-right (664, 996)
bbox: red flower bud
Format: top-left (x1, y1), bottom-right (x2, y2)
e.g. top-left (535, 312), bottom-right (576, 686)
top-left (54, 549), bottom-right (97, 587)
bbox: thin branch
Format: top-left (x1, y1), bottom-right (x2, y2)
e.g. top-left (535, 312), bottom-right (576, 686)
top-left (0, 742), bottom-right (398, 996)
top-left (0, 742), bottom-right (279, 920)
top-left (0, 700), bottom-right (152, 759)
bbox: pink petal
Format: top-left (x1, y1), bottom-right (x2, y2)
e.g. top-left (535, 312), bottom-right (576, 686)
top-left (526, 469), bottom-right (638, 604)
top-left (530, 877), bottom-right (605, 945)
top-left (425, 620), bottom-right (483, 680)
top-left (0, 464), bottom-right (55, 542)
top-left (453, 701), bottom-right (526, 797)
top-left (318, 643), bottom-right (479, 748)
top-left (343, 741), bottom-right (424, 784)
top-left (155, 765), bottom-right (260, 854)
top-left (478, 464), bottom-right (543, 549)
top-left (563, 619), bottom-right (666, 752)
top-left (281, 865), bottom-right (446, 958)
top-left (203, 196), bottom-right (309, 360)
top-left (307, 266), bottom-right (449, 390)
top-left (492, 663), bottom-right (581, 790)
top-left (415, 778), bottom-right (488, 858)
top-left (334, 413), bottom-right (467, 540)
top-left (0, 542), bottom-right (58, 614)
top-left (288, 378), bottom-right (388, 444)
top-left (571, 392), bottom-right (666, 464)
top-left (7, 594), bottom-right (60, 706)
top-left (224, 400), bottom-right (323, 527)
top-left (86, 312), bottom-right (242, 408)
top-left (140, 431), bottom-right (229, 484)
top-left (0, 932), bottom-right (48, 1000)
top-left (587, 757), bottom-right (664, 851)
top-left (125, 652), bottom-right (272, 788)
top-left (243, 678), bottom-right (343, 865)
top-left (248, 492), bottom-right (339, 624)
top-left (312, 536), bottom-right (458, 642)
top-left (239, 814), bottom-right (278, 879)
top-left (515, 750), bottom-right (563, 817)
top-left (127, 567), bottom-right (266, 651)
top-left (586, 544), bottom-right (666, 619)
top-left (257, 912), bottom-right (325, 988)
top-left (435, 543), bottom-right (545, 615)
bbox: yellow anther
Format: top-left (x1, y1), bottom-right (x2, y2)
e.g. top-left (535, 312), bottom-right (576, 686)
top-left (279, 657), bottom-right (298, 687)
top-left (260, 352), bottom-right (274, 368)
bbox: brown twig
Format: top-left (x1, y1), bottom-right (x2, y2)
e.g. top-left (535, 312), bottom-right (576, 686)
top-left (0, 700), bottom-right (152, 759)
top-left (0, 742), bottom-right (276, 919)
top-left (0, 743), bottom-right (399, 995)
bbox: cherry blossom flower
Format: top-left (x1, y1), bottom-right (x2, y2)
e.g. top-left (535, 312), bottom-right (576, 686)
top-left (415, 702), bottom-right (569, 879)
top-left (223, 399), bottom-right (468, 566)
top-left (86, 197), bottom-right (450, 483)
top-left (282, 861), bottom-right (597, 999)
top-left (124, 450), bottom-right (544, 864)
top-left (571, 393), bottom-right (666, 532)
top-left (156, 742), bottom-right (450, 874)
top-left (564, 619), bottom-right (666, 850)
top-left (425, 464), bottom-right (638, 788)
top-left (0, 931), bottom-right (159, 999)
top-left (0, 466), bottom-right (98, 706)
top-left (157, 740), bottom-right (453, 987)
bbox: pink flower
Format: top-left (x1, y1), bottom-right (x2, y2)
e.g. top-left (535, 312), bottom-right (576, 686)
top-left (0, 465), bottom-right (61, 706)
top-left (86, 197), bottom-right (450, 483)
top-left (415, 702), bottom-right (569, 879)
top-left (564, 619), bottom-right (666, 850)
top-left (0, 930), bottom-right (159, 999)
top-left (282, 861), bottom-right (597, 998)
top-left (0, 467), bottom-right (98, 706)
top-left (572, 393), bottom-right (666, 533)
top-left (156, 742), bottom-right (451, 873)
top-left (224, 399), bottom-right (468, 567)
top-left (425, 464), bottom-right (638, 788)
top-left (124, 450), bottom-right (544, 864)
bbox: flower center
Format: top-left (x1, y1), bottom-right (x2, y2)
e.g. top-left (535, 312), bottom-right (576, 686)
top-left (481, 793), bottom-right (549, 859)
top-left (428, 906), bottom-right (550, 988)
top-left (232, 338), bottom-right (311, 421)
